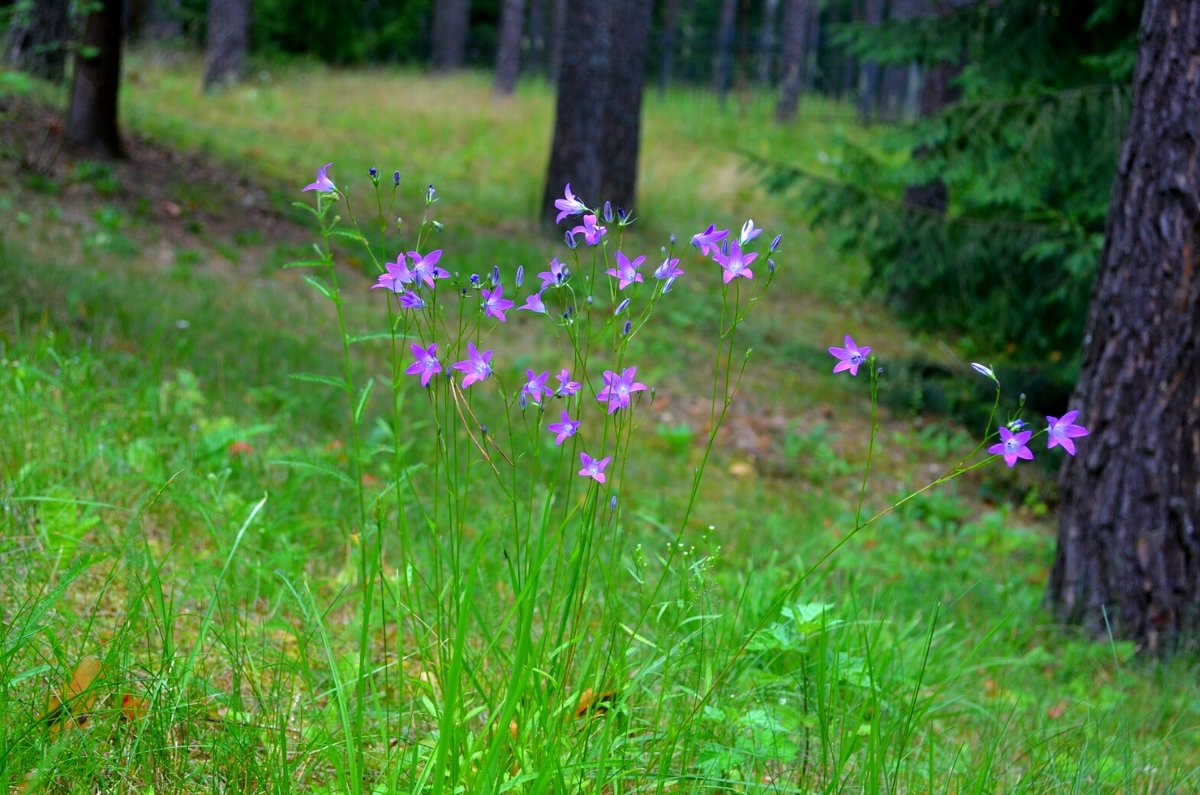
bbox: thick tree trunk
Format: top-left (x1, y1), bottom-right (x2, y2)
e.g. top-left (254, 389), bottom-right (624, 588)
top-left (66, 0), bottom-right (124, 158)
top-left (493, 0), bottom-right (525, 95)
top-left (5, 0), bottom-right (71, 83)
top-left (712, 0), bottom-right (737, 103)
top-left (203, 0), bottom-right (249, 91)
top-left (599, 0), bottom-right (653, 213)
top-left (527, 0), bottom-right (547, 74)
top-left (774, 0), bottom-right (810, 122)
top-left (756, 0), bottom-right (779, 86)
top-left (547, 0), bottom-right (566, 83)
top-left (432, 0), bottom-right (471, 71)
top-left (1048, 0), bottom-right (1200, 651)
top-left (542, 2), bottom-right (611, 221)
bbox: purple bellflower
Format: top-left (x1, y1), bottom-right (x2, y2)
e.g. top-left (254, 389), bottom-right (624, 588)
top-left (653, 256), bottom-right (683, 282)
top-left (989, 426), bottom-right (1034, 468)
top-left (596, 366), bottom-right (648, 414)
top-left (407, 250), bottom-right (449, 288)
top-left (571, 214), bottom-right (607, 246)
top-left (520, 369), bottom-right (553, 406)
top-left (607, 252), bottom-right (646, 290)
top-left (371, 253), bottom-right (411, 293)
top-left (555, 369), bottom-right (581, 397)
top-left (519, 291), bottom-right (547, 314)
top-left (1046, 411), bottom-right (1089, 455)
top-left (691, 224), bottom-right (729, 256)
top-left (482, 284), bottom-right (515, 322)
top-left (713, 241), bottom-right (757, 283)
top-left (399, 291), bottom-right (426, 311)
top-left (547, 409), bottom-right (581, 446)
top-left (739, 219), bottom-right (763, 245)
top-left (829, 335), bottom-right (871, 376)
top-left (452, 342), bottom-right (494, 388)
top-left (555, 183), bottom-right (588, 223)
top-left (579, 452), bottom-right (611, 484)
top-left (538, 258), bottom-right (570, 289)
top-left (406, 343), bottom-right (442, 387)
top-left (302, 162), bottom-right (336, 194)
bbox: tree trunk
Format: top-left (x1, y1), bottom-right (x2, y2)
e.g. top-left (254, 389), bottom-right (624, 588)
top-left (599, 0), bottom-right (654, 213)
top-left (493, 0), bottom-right (525, 95)
top-left (66, 0), bottom-right (124, 158)
top-left (547, 0), bottom-right (566, 83)
top-left (5, 0), bottom-right (72, 83)
top-left (712, 0), bottom-right (737, 103)
top-left (857, 0), bottom-right (883, 123)
top-left (542, 2), bottom-right (611, 221)
top-left (432, 0), bottom-right (471, 71)
top-left (756, 0), bottom-right (779, 86)
top-left (658, 0), bottom-right (679, 94)
top-left (145, 0), bottom-right (183, 41)
top-left (1048, 0), bottom-right (1200, 652)
top-left (203, 0), bottom-right (249, 91)
top-left (774, 0), bottom-right (810, 122)
top-left (527, 0), bottom-right (546, 74)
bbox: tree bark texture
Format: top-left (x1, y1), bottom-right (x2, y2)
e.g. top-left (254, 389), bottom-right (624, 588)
top-left (66, 0), bottom-right (124, 158)
top-left (527, 0), bottom-right (547, 73)
top-left (857, 0), bottom-right (884, 123)
top-left (658, 0), bottom-right (679, 94)
top-left (432, 0), bottom-right (471, 71)
top-left (203, 0), bottom-right (249, 91)
top-left (774, 0), bottom-right (810, 122)
top-left (542, 2), bottom-right (611, 221)
top-left (712, 0), bottom-right (737, 102)
top-left (5, 0), bottom-right (72, 83)
top-left (599, 0), bottom-right (654, 212)
top-left (1048, 0), bottom-right (1200, 651)
top-left (145, 0), bottom-right (183, 41)
top-left (756, 0), bottom-right (779, 85)
top-left (548, 0), bottom-right (566, 83)
top-left (493, 0), bottom-right (525, 95)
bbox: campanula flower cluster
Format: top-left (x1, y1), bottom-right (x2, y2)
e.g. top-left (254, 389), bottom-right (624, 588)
top-left (827, 331), bottom-right (1090, 468)
top-left (305, 168), bottom-right (780, 490)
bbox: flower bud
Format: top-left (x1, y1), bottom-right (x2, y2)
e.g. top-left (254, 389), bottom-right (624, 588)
top-left (770, 233), bottom-right (783, 253)
top-left (392, 170), bottom-right (401, 186)
top-left (565, 231), bottom-right (578, 249)
top-left (614, 298), bottom-right (630, 315)
top-left (515, 265), bottom-right (525, 288)
top-left (603, 200), bottom-right (614, 223)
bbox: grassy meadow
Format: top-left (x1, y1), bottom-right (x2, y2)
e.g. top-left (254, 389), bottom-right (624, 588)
top-left (2, 53), bottom-right (1200, 793)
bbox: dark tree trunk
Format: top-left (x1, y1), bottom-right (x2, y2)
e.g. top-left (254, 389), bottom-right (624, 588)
top-left (658, 0), bottom-right (679, 94)
top-left (547, 0), bottom-right (566, 83)
top-left (839, 0), bottom-right (858, 101)
top-left (527, 0), bottom-right (547, 74)
top-left (493, 0), bottom-right (525, 95)
top-left (542, 2), bottom-right (611, 220)
top-left (1048, 0), bottom-right (1200, 652)
top-left (66, 0), bottom-right (124, 158)
top-left (5, 0), bottom-right (71, 83)
top-left (774, 0), bottom-right (810, 122)
top-left (145, 0), bottom-right (183, 41)
top-left (432, 0), bottom-right (471, 71)
top-left (712, 0), bottom-right (737, 103)
top-left (902, 57), bottom-right (960, 213)
top-left (857, 0), bottom-right (883, 123)
top-left (803, 0), bottom-right (820, 92)
top-left (599, 0), bottom-right (654, 213)
top-left (203, 0), bottom-right (249, 91)
top-left (756, 0), bottom-right (779, 86)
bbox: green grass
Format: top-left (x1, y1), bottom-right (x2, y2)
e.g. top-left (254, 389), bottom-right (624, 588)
top-left (2, 55), bottom-right (1200, 793)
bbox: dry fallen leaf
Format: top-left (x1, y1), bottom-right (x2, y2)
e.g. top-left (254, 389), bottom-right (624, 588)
top-left (45, 656), bottom-right (102, 734)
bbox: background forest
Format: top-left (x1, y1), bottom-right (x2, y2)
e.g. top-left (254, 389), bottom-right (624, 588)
top-left (3, 0), bottom-right (1198, 793)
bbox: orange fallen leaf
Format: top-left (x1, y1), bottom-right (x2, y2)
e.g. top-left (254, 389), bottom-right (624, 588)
top-left (575, 688), bottom-right (618, 719)
top-left (45, 657), bottom-right (102, 734)
top-left (1047, 700), bottom-right (1068, 719)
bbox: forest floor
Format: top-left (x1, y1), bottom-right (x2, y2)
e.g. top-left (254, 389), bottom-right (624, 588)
top-left (2, 55), bottom-right (1199, 793)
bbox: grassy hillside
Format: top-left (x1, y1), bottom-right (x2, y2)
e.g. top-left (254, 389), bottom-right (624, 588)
top-left (1, 55), bottom-right (1198, 793)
